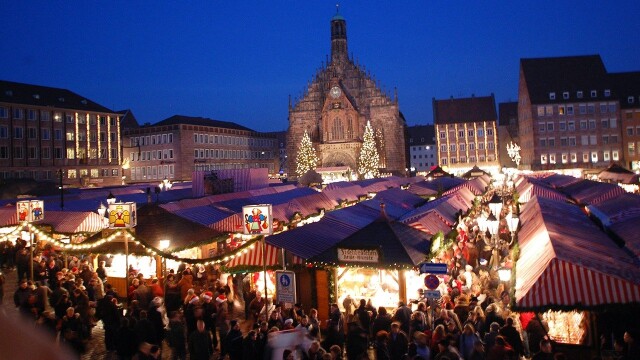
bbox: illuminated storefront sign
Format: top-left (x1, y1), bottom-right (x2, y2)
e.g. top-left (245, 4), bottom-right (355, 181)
top-left (337, 248), bottom-right (379, 263)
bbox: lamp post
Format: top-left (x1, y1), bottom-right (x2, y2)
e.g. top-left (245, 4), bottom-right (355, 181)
top-left (159, 177), bottom-right (172, 191)
top-left (106, 192), bottom-right (116, 205)
top-left (505, 212), bottom-right (520, 246)
top-left (488, 194), bottom-right (503, 219)
top-left (158, 240), bottom-right (170, 280)
top-left (486, 213), bottom-right (500, 270)
top-left (477, 213), bottom-right (488, 241)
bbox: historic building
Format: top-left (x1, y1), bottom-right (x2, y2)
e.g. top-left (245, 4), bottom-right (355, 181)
top-left (0, 80), bottom-right (123, 186)
top-left (406, 125), bottom-right (437, 174)
top-left (286, 10), bottom-right (406, 177)
top-left (611, 72), bottom-right (640, 171)
top-left (434, 95), bottom-right (500, 175)
top-left (517, 55), bottom-right (622, 170)
top-left (122, 115), bottom-right (278, 183)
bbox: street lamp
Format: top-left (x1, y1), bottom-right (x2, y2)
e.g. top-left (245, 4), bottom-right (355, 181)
top-left (488, 194), bottom-right (503, 218)
top-left (97, 203), bottom-right (107, 217)
top-left (158, 240), bottom-right (170, 280)
top-left (505, 212), bottom-right (519, 245)
top-left (486, 213), bottom-right (500, 270)
top-left (498, 267), bottom-right (512, 283)
top-left (159, 177), bottom-right (172, 191)
top-left (106, 192), bottom-right (116, 205)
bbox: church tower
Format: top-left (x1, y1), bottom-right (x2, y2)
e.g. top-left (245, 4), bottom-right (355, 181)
top-left (287, 8), bottom-right (406, 178)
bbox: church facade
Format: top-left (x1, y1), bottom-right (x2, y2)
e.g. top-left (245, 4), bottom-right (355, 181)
top-left (286, 11), bottom-right (407, 178)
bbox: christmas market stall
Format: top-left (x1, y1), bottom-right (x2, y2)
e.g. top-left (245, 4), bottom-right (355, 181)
top-left (514, 195), bottom-right (640, 356)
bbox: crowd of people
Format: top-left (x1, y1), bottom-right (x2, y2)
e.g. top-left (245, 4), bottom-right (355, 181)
top-left (1, 221), bottom-right (639, 360)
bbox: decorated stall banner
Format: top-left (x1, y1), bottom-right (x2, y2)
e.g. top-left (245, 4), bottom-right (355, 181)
top-left (337, 248), bottom-right (379, 263)
top-left (242, 204), bottom-right (273, 235)
top-left (108, 202), bottom-right (137, 229)
top-left (17, 200), bottom-right (44, 222)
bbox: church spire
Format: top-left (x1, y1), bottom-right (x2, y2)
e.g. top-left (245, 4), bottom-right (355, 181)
top-left (330, 4), bottom-right (348, 64)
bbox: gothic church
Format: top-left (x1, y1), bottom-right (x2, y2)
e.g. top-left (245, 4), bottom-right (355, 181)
top-left (286, 10), bottom-right (407, 177)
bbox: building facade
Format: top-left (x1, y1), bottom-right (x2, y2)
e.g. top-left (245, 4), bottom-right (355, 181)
top-left (518, 55), bottom-right (622, 170)
top-left (122, 115), bottom-right (278, 183)
top-left (406, 125), bottom-right (437, 173)
top-left (611, 72), bottom-right (640, 171)
top-left (434, 95), bottom-right (500, 175)
top-left (286, 11), bottom-right (406, 178)
top-left (0, 80), bottom-right (122, 186)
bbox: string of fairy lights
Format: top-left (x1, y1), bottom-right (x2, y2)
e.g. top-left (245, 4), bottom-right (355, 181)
top-left (21, 222), bottom-right (262, 266)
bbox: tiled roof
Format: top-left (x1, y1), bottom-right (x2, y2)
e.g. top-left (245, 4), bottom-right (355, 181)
top-left (407, 125), bottom-right (436, 145)
top-left (520, 55), bottom-right (612, 104)
top-left (498, 102), bottom-right (518, 126)
top-left (0, 80), bottom-right (114, 113)
top-left (153, 115), bottom-right (254, 132)
top-left (433, 95), bottom-right (497, 125)
top-left (610, 72), bottom-right (640, 109)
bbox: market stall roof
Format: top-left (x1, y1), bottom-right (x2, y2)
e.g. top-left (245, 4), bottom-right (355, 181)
top-left (426, 166), bottom-right (452, 178)
top-left (399, 193), bottom-right (466, 228)
top-left (322, 184), bottom-right (366, 205)
top-left (598, 163), bottom-right (640, 184)
top-left (172, 205), bottom-right (236, 228)
top-left (608, 216), bottom-right (640, 258)
top-left (517, 179), bottom-right (568, 203)
top-left (309, 208), bottom-right (431, 268)
top-left (133, 204), bottom-right (225, 251)
top-left (402, 210), bottom-right (452, 235)
top-left (225, 242), bottom-right (305, 270)
top-left (515, 196), bottom-right (640, 310)
top-left (537, 173), bottom-right (583, 189)
top-left (0, 207), bottom-right (106, 234)
top-left (443, 184), bottom-right (478, 203)
top-left (215, 187), bottom-right (318, 212)
top-left (405, 183), bottom-right (439, 197)
top-left (460, 165), bottom-right (491, 179)
top-left (560, 179), bottom-right (626, 205)
top-left (372, 188), bottom-right (426, 211)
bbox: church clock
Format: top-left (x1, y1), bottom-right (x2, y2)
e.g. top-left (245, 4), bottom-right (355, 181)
top-left (330, 86), bottom-right (342, 98)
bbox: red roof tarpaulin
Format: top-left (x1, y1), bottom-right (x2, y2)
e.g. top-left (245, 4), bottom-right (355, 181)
top-left (515, 196), bottom-right (640, 309)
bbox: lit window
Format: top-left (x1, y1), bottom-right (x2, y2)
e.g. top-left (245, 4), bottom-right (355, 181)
top-left (563, 92), bottom-right (570, 99)
top-left (577, 91), bottom-right (583, 99)
top-left (604, 89), bottom-right (610, 97)
top-left (591, 90), bottom-right (597, 98)
top-left (591, 151), bottom-right (598, 162)
top-left (549, 92), bottom-right (556, 100)
top-left (612, 151), bottom-right (619, 161)
top-left (540, 155), bottom-right (547, 164)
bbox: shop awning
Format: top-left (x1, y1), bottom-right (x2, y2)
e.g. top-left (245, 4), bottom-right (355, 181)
top-left (310, 208), bottom-right (431, 268)
top-left (0, 208), bottom-right (106, 234)
top-left (226, 242), bottom-right (280, 268)
top-left (598, 163), bottom-right (640, 184)
top-left (517, 180), bottom-right (568, 203)
top-left (515, 196), bottom-right (640, 310)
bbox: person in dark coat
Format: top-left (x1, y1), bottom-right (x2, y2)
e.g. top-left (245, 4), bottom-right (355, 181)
top-left (346, 321), bottom-right (369, 360)
top-left (134, 310), bottom-right (157, 347)
top-left (372, 306), bottom-right (393, 337)
top-left (242, 330), bottom-right (260, 360)
top-left (101, 295), bottom-right (121, 352)
top-left (224, 319), bottom-right (244, 360)
top-left (499, 317), bottom-right (524, 358)
top-left (189, 319), bottom-right (213, 360)
top-left (388, 322), bottom-right (409, 360)
top-left (375, 330), bottom-right (391, 360)
top-left (392, 301), bottom-right (413, 335)
top-left (167, 311), bottom-right (187, 360)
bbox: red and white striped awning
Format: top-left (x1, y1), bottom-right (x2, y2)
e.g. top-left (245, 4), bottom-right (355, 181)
top-left (515, 196), bottom-right (640, 309)
top-left (226, 243), bottom-right (280, 268)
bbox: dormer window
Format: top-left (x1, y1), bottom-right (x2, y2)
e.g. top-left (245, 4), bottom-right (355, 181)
top-left (58, 97), bottom-right (65, 102)
top-left (577, 91), bottom-right (583, 99)
top-left (549, 92), bottom-right (556, 100)
top-left (4, 90), bottom-right (13, 96)
top-left (604, 89), bottom-right (611, 97)
top-left (591, 90), bottom-right (597, 98)
top-left (563, 92), bottom-right (569, 99)
top-left (80, 99), bottom-right (88, 105)
top-left (629, 96), bottom-right (635, 104)
top-left (32, 94), bottom-right (40, 99)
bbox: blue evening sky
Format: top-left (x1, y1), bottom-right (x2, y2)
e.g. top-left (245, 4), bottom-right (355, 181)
top-left (1, 1), bottom-right (639, 132)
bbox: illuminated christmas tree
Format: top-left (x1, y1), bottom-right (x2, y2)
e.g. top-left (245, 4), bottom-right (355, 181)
top-left (295, 130), bottom-right (319, 177)
top-left (358, 121), bottom-right (380, 179)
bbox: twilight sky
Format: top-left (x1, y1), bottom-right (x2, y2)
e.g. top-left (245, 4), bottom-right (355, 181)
top-left (1, 1), bottom-right (639, 132)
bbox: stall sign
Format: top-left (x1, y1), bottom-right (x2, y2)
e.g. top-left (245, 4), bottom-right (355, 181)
top-left (424, 290), bottom-right (441, 299)
top-left (337, 248), bottom-right (379, 263)
top-left (17, 200), bottom-right (44, 222)
top-left (275, 270), bottom-right (296, 306)
top-left (242, 204), bottom-right (273, 235)
top-left (419, 262), bottom-right (447, 274)
top-left (108, 202), bottom-right (137, 229)
top-left (424, 274), bottom-right (440, 290)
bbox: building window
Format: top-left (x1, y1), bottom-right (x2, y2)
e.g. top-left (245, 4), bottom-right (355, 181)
top-left (0, 126), bottom-right (7, 139)
top-left (604, 89), bottom-right (611, 97)
top-left (547, 122), bottom-right (554, 131)
top-left (469, 143), bottom-right (475, 150)
top-left (561, 153), bottom-right (568, 164)
top-left (0, 146), bottom-right (8, 159)
top-left (549, 92), bottom-right (556, 100)
top-left (609, 103), bottom-right (617, 113)
top-left (627, 127), bottom-right (634, 136)
top-left (67, 148), bottom-right (75, 159)
top-left (13, 147), bottom-right (23, 159)
top-left (560, 137), bottom-right (568, 146)
top-left (487, 128), bottom-right (494, 136)
top-left (600, 104), bottom-right (608, 113)
top-left (488, 142), bottom-right (494, 150)
top-left (559, 121), bottom-right (566, 131)
top-left (629, 142), bottom-right (636, 155)
top-left (570, 153), bottom-right (577, 163)
top-left (14, 127), bottom-right (23, 139)
top-left (629, 96), bottom-right (635, 104)
top-left (567, 105), bottom-right (574, 115)
top-left (545, 106), bottom-right (553, 115)
top-left (537, 106), bottom-right (545, 117)
top-left (589, 120), bottom-right (596, 130)
top-left (13, 109), bottom-right (22, 119)
top-left (441, 158), bottom-right (447, 165)
top-left (611, 135), bottom-right (618, 143)
top-left (569, 137), bottom-right (576, 146)
top-left (467, 130), bottom-right (474, 137)
top-left (478, 142), bottom-right (485, 150)
top-left (581, 135), bottom-right (589, 145)
top-left (458, 130), bottom-right (464, 138)
top-left (589, 135), bottom-right (597, 145)
top-left (601, 119), bottom-right (609, 129)
top-left (41, 129), bottom-right (50, 140)
top-left (603, 151), bottom-right (610, 161)
top-left (587, 104), bottom-right (595, 114)
top-left (539, 123), bottom-right (546, 132)
top-left (602, 135), bottom-right (609, 145)
top-left (449, 144), bottom-right (456, 152)
top-left (591, 151), bottom-right (598, 162)
top-left (539, 138), bottom-right (547, 147)
top-left (558, 105), bottom-right (565, 115)
top-left (613, 150), bottom-right (619, 161)
top-left (450, 157), bottom-right (457, 164)
top-left (582, 153), bottom-right (589, 162)
top-left (579, 104), bottom-right (587, 114)
top-left (0, 107), bottom-right (7, 118)
top-left (54, 148), bottom-right (62, 159)
top-left (577, 91), bottom-right (583, 99)
top-left (66, 131), bottom-right (75, 141)
top-left (440, 145), bottom-right (447, 152)
top-left (591, 90), bottom-right (597, 98)
top-left (28, 147), bottom-right (37, 159)
top-left (568, 121), bottom-right (575, 131)
top-left (549, 154), bottom-right (556, 164)
top-left (540, 154), bottom-right (547, 164)
top-left (459, 144), bottom-right (466, 151)
top-left (27, 109), bottom-right (37, 121)
top-left (563, 92), bottom-right (570, 99)
top-left (548, 138), bottom-right (555, 147)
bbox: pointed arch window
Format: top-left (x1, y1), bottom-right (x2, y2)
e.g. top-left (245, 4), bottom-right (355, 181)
top-left (331, 117), bottom-right (345, 141)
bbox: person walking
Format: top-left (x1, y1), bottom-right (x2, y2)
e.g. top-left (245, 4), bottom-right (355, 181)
top-left (188, 319), bottom-right (213, 360)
